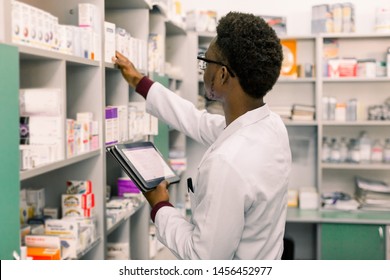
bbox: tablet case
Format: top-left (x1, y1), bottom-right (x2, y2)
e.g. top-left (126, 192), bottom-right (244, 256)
top-left (106, 141), bottom-right (180, 193)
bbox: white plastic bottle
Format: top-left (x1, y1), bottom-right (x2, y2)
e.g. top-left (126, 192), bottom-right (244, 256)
top-left (383, 138), bottom-right (390, 163)
top-left (330, 138), bottom-right (341, 163)
top-left (339, 137), bottom-right (348, 162)
top-left (371, 139), bottom-right (383, 163)
top-left (359, 131), bottom-right (371, 163)
top-left (322, 137), bottom-right (331, 162)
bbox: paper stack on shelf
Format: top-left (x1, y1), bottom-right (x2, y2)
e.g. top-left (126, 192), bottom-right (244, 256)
top-left (355, 176), bottom-right (390, 211)
top-left (270, 106), bottom-right (292, 121)
top-left (291, 104), bottom-right (315, 121)
top-left (321, 191), bottom-right (360, 211)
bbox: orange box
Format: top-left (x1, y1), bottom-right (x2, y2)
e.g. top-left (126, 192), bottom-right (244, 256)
top-left (27, 247), bottom-right (61, 260)
top-left (280, 39), bottom-right (297, 77)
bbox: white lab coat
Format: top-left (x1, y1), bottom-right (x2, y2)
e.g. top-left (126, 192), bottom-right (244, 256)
top-left (145, 82), bottom-right (292, 260)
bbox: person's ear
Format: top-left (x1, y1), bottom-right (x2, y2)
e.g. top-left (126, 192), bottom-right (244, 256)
top-left (221, 67), bottom-right (228, 84)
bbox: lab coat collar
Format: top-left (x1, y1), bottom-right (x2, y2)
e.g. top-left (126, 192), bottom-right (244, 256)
top-left (198, 104), bottom-right (270, 167)
top-left (215, 103), bottom-right (270, 148)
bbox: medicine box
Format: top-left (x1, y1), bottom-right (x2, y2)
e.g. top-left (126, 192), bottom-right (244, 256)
top-left (43, 207), bottom-right (59, 219)
top-left (26, 188), bottom-right (45, 216)
top-left (66, 180), bottom-right (93, 194)
top-left (62, 193), bottom-right (95, 210)
top-left (78, 3), bottom-right (98, 31)
top-left (27, 247), bottom-right (61, 260)
top-left (104, 21), bottom-right (116, 63)
top-left (118, 177), bottom-right (140, 196)
top-left (45, 219), bottom-right (79, 259)
top-left (299, 189), bottom-right (319, 210)
top-left (25, 234), bottom-right (61, 249)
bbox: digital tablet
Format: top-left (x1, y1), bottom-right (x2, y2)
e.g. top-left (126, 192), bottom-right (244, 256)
top-left (106, 141), bottom-right (180, 193)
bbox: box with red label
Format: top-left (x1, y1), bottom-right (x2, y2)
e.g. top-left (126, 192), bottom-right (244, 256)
top-left (62, 193), bottom-right (94, 209)
top-left (62, 193), bottom-right (94, 218)
top-left (328, 58), bottom-right (357, 77)
top-left (62, 208), bottom-right (92, 218)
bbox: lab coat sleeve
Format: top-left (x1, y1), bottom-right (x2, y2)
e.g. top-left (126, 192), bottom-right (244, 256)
top-left (154, 154), bottom-right (248, 259)
top-left (145, 82), bottom-right (225, 146)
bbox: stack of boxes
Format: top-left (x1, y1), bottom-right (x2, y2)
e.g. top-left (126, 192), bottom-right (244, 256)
top-left (104, 21), bottom-right (148, 73)
top-left (20, 180), bottom-right (97, 260)
top-left (311, 3), bottom-right (355, 34)
top-left (67, 112), bottom-right (99, 158)
top-left (62, 180), bottom-right (95, 218)
top-left (105, 102), bottom-right (158, 145)
top-left (19, 88), bottom-right (64, 170)
top-left (11, 1), bottom-right (101, 60)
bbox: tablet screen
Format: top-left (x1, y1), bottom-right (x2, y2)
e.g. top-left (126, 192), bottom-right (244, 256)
top-left (122, 146), bottom-right (175, 182)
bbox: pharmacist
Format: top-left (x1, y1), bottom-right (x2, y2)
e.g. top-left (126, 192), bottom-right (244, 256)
top-left (113, 12), bottom-right (291, 259)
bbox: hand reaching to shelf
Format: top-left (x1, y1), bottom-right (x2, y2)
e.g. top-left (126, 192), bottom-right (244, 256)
top-left (112, 51), bottom-right (144, 89)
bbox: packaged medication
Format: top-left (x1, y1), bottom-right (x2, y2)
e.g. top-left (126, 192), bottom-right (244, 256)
top-left (357, 59), bottom-right (376, 78)
top-left (116, 27), bottom-right (128, 58)
top-left (80, 27), bottom-right (93, 59)
top-left (58, 25), bottom-right (74, 55)
top-left (35, 8), bottom-right (45, 48)
top-left (20, 2), bottom-right (31, 44)
top-left (66, 180), bottom-right (93, 194)
top-left (78, 3), bottom-right (99, 32)
top-left (335, 102), bottom-right (346, 121)
top-left (26, 188), bottom-right (45, 216)
top-left (12, 0), bottom-right (23, 43)
top-left (104, 21), bottom-right (116, 63)
top-left (375, 7), bottom-right (390, 33)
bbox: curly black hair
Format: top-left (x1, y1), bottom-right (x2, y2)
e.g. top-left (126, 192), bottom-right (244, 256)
top-left (216, 12), bottom-right (283, 99)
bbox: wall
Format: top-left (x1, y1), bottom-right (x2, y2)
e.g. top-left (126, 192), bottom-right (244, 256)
top-left (181, 0), bottom-right (390, 35)
top-left (0, 0), bottom-right (4, 41)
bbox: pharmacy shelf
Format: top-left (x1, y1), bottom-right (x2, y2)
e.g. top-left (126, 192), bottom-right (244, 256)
top-left (287, 208), bottom-right (390, 224)
top-left (322, 121), bottom-right (390, 126)
top-left (284, 120), bottom-right (318, 126)
top-left (107, 200), bottom-right (147, 235)
top-left (323, 77), bottom-right (390, 83)
top-left (20, 149), bottom-right (101, 181)
top-left (105, 0), bottom-right (151, 9)
top-left (166, 20), bottom-right (186, 36)
top-left (321, 33), bottom-right (390, 39)
top-left (197, 31), bottom-right (217, 38)
top-left (278, 77), bottom-right (316, 83)
top-left (280, 35), bottom-right (317, 40)
top-left (321, 162), bottom-right (390, 170)
top-left (75, 237), bottom-right (102, 260)
top-left (151, 3), bottom-right (167, 18)
top-left (17, 45), bottom-right (100, 67)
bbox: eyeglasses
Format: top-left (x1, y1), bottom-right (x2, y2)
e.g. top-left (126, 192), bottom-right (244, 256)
top-left (197, 55), bottom-right (235, 77)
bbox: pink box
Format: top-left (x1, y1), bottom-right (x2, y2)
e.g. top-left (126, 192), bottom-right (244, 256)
top-left (117, 178), bottom-right (140, 196)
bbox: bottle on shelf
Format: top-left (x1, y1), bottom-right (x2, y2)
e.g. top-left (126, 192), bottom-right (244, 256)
top-left (329, 138), bottom-right (341, 163)
top-left (370, 139), bottom-right (383, 163)
top-left (383, 138), bottom-right (390, 163)
top-left (347, 138), bottom-right (360, 163)
top-left (358, 131), bottom-right (371, 163)
top-left (339, 137), bottom-right (348, 162)
top-left (321, 137), bottom-right (331, 162)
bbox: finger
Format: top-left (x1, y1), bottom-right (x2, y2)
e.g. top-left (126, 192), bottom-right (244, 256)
top-left (157, 180), bottom-right (169, 191)
top-left (115, 51), bottom-right (126, 60)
